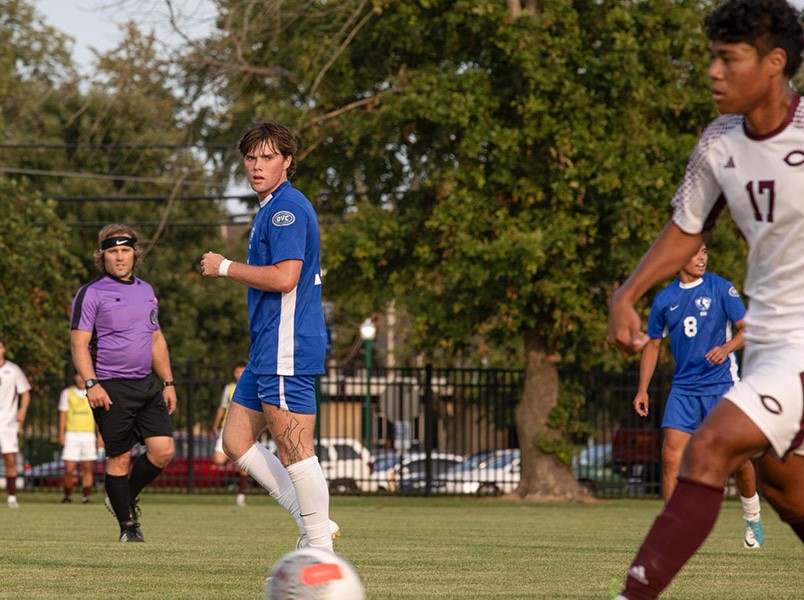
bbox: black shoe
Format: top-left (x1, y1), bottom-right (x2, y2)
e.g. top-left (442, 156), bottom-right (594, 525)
top-left (119, 520), bottom-right (145, 543)
top-left (81, 496), bottom-right (90, 504)
top-left (61, 497), bottom-right (72, 504)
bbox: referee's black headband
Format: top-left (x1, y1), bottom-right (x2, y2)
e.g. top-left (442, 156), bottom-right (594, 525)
top-left (100, 236), bottom-right (136, 251)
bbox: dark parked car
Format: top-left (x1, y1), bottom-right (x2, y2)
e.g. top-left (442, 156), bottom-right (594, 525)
top-left (26, 450), bottom-right (105, 490)
top-left (612, 428), bottom-right (662, 494)
top-left (151, 432), bottom-right (238, 489)
top-left (572, 442), bottom-right (628, 495)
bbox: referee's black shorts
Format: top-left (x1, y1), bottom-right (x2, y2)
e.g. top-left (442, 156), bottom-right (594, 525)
top-left (93, 376), bottom-right (174, 458)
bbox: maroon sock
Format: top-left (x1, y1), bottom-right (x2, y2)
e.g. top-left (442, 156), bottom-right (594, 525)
top-left (63, 486), bottom-right (72, 499)
top-left (82, 486), bottom-right (92, 498)
top-left (7, 476), bottom-right (16, 496)
top-left (238, 474), bottom-right (248, 494)
top-left (786, 518), bottom-right (804, 543)
top-left (621, 478), bottom-right (724, 600)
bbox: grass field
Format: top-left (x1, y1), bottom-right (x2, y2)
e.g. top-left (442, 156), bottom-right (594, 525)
top-left (1, 492), bottom-right (802, 599)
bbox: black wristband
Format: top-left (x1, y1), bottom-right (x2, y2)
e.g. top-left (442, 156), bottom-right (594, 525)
top-left (163, 380), bottom-right (175, 388)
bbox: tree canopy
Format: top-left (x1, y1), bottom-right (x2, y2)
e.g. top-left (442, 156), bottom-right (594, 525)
top-left (0, 0), bottom-right (251, 377)
top-left (169, 0), bottom-right (754, 498)
top-left (3, 0), bottom-right (757, 499)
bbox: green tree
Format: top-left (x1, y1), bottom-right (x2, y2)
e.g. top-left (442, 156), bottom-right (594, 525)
top-left (0, 0), bottom-right (81, 379)
top-left (1, 1), bottom-right (252, 379)
top-left (172, 0), bottom-right (749, 498)
top-left (0, 178), bottom-right (82, 380)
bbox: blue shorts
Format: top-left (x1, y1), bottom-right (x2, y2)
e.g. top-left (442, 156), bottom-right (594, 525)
top-left (232, 364), bottom-right (317, 415)
top-left (661, 390), bottom-right (722, 434)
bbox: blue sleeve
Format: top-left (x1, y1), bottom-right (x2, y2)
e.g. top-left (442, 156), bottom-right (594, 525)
top-left (646, 294), bottom-right (666, 339)
top-left (721, 279), bottom-right (747, 324)
top-left (267, 203), bottom-right (308, 263)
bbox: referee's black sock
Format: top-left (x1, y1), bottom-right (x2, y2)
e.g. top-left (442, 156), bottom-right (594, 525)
top-left (105, 474), bottom-right (132, 525)
top-left (129, 454), bottom-right (164, 500)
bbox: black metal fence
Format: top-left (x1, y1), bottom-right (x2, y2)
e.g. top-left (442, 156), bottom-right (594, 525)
top-left (19, 363), bottom-right (674, 498)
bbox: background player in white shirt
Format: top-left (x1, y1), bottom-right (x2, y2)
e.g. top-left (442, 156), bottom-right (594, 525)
top-left (0, 337), bottom-right (31, 509)
top-left (609, 0), bottom-right (804, 597)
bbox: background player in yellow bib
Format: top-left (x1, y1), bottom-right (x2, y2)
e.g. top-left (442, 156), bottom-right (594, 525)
top-left (58, 372), bottom-right (103, 504)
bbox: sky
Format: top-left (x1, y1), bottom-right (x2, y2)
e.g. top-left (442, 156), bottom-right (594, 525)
top-left (34, 0), bottom-right (215, 73)
top-left (32, 0), bottom-right (253, 209)
top-left (36, 0), bottom-right (804, 74)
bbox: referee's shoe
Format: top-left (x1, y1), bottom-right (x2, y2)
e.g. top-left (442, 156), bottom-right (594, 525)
top-left (119, 520), bottom-right (145, 543)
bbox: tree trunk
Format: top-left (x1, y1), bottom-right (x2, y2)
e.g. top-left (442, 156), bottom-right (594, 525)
top-left (506, 0), bottom-right (539, 18)
top-left (510, 328), bottom-right (591, 502)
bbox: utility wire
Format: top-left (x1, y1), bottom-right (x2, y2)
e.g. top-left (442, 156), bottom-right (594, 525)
top-left (0, 166), bottom-right (214, 187)
top-left (0, 143), bottom-right (232, 150)
top-left (46, 194), bottom-right (252, 203)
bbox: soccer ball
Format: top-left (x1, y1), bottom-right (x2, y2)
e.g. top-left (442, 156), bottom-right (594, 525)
top-left (266, 548), bottom-right (365, 600)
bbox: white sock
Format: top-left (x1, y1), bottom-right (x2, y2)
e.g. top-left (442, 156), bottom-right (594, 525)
top-left (741, 493), bottom-right (761, 521)
top-left (286, 456), bottom-right (332, 551)
top-left (235, 444), bottom-right (303, 533)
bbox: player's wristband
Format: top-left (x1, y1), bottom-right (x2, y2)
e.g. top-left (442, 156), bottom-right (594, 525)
top-left (219, 259), bottom-right (232, 277)
top-left (163, 380), bottom-right (176, 388)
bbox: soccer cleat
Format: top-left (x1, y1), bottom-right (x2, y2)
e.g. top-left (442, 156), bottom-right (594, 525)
top-left (61, 496), bottom-right (72, 504)
top-left (7, 497), bottom-right (19, 509)
top-left (81, 496), bottom-right (91, 504)
top-left (743, 518), bottom-right (763, 549)
top-left (119, 520), bottom-right (145, 543)
top-left (296, 520), bottom-right (341, 550)
top-left (236, 493), bottom-right (246, 507)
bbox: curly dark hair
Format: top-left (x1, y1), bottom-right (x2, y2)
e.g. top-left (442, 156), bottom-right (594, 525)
top-left (237, 121), bottom-right (298, 178)
top-left (705, 0), bottom-right (804, 78)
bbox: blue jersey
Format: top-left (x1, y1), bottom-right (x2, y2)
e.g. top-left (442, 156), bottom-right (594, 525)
top-left (646, 273), bottom-right (746, 394)
top-left (70, 275), bottom-right (160, 379)
top-left (246, 181), bottom-right (326, 376)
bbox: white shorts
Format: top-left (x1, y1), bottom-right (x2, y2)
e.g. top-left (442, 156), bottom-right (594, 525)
top-left (61, 431), bottom-right (98, 462)
top-left (0, 428), bottom-right (18, 454)
top-left (724, 339), bottom-right (804, 458)
top-left (214, 431), bottom-right (224, 455)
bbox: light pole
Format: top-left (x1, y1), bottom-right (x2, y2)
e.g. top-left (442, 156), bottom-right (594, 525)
top-left (359, 318), bottom-right (376, 448)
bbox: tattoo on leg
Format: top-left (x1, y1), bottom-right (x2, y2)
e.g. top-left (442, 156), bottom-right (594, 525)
top-left (268, 412), bottom-right (308, 464)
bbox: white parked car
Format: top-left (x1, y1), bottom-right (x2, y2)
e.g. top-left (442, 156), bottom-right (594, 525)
top-left (365, 451), bottom-right (465, 493)
top-left (442, 449), bottom-right (520, 495)
top-left (314, 437), bottom-right (374, 493)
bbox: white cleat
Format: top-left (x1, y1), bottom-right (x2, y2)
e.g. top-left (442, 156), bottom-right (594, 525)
top-left (236, 493), bottom-right (247, 507)
top-left (743, 518), bottom-right (763, 549)
top-left (7, 497), bottom-right (19, 509)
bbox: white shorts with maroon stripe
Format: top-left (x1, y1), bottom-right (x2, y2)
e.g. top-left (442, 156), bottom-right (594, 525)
top-left (724, 339), bottom-right (804, 458)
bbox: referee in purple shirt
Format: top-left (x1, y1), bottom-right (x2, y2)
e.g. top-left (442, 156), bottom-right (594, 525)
top-left (70, 224), bottom-right (177, 543)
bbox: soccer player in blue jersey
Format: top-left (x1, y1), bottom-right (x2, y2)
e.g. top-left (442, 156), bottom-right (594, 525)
top-left (609, 0), bottom-right (804, 597)
top-left (633, 243), bottom-right (762, 547)
top-left (70, 224), bottom-right (177, 542)
top-left (201, 122), bottom-right (338, 552)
